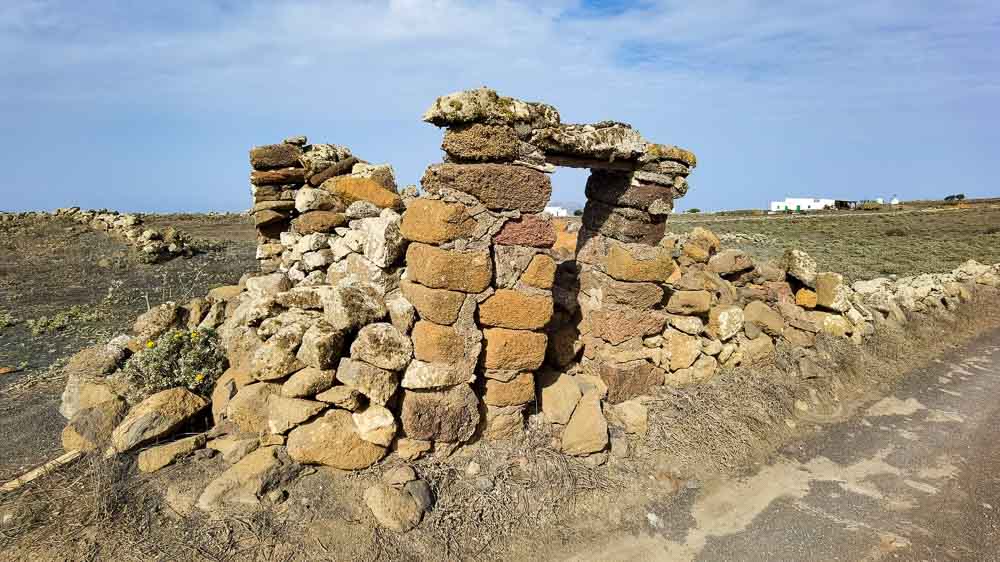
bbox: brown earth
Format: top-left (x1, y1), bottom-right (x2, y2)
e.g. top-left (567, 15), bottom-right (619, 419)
top-left (0, 214), bottom-right (256, 482)
top-left (2, 211), bottom-right (1000, 561)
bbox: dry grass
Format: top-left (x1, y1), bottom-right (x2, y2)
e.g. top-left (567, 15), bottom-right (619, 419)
top-left (668, 206), bottom-right (1000, 281)
top-left (0, 453), bottom-right (301, 562)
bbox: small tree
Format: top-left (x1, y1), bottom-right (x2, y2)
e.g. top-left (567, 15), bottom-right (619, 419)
top-left (956, 193), bottom-right (966, 200)
top-left (686, 208), bottom-right (701, 214)
top-left (572, 209), bottom-right (583, 217)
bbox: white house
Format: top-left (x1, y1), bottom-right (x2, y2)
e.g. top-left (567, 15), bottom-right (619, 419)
top-left (769, 197), bottom-right (835, 212)
top-left (544, 206), bottom-right (570, 217)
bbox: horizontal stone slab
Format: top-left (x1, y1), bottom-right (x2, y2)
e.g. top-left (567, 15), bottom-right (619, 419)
top-left (582, 200), bottom-right (666, 245)
top-left (585, 170), bottom-right (673, 213)
top-left (640, 143), bottom-right (698, 168)
top-left (251, 168), bottom-right (306, 186)
top-left (250, 143), bottom-right (303, 171)
top-left (532, 121), bottom-right (646, 161)
top-left (421, 163), bottom-right (551, 213)
top-left (422, 87), bottom-right (560, 130)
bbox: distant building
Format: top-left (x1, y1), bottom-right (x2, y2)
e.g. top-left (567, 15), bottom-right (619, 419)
top-left (769, 197), bottom-right (836, 212)
top-left (544, 206), bottom-right (570, 217)
top-left (890, 197), bottom-right (900, 205)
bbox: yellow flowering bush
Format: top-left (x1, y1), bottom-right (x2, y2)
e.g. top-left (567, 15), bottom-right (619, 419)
top-left (120, 328), bottom-right (227, 397)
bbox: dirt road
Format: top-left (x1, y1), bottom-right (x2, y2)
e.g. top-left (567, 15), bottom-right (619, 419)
top-left (569, 328), bottom-right (1000, 561)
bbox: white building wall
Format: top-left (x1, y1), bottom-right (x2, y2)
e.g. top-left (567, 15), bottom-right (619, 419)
top-left (544, 206), bottom-right (570, 217)
top-left (770, 197), bottom-right (835, 212)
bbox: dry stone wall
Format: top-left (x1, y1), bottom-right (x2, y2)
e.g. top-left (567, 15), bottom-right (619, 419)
top-left (2, 207), bottom-right (200, 261)
top-left (55, 88), bottom-right (1000, 515)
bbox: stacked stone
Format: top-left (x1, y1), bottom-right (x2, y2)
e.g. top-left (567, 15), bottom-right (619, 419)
top-left (396, 88), bottom-right (563, 444)
top-left (52, 207), bottom-right (197, 261)
top-left (250, 135), bottom-right (384, 273)
top-left (187, 138), bottom-right (427, 470)
top-left (573, 147), bottom-right (696, 408)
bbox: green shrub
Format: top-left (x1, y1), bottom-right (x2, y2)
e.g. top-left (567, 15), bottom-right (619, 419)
top-left (27, 305), bottom-right (104, 336)
top-left (686, 208), bottom-right (701, 213)
top-left (120, 328), bottom-right (228, 397)
top-left (0, 309), bottom-right (17, 333)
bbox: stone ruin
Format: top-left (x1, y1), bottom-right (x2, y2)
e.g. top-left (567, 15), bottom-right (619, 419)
top-left (243, 87), bottom-right (704, 457)
top-left (4, 207), bottom-right (200, 262)
top-left (55, 87), bottom-right (1000, 523)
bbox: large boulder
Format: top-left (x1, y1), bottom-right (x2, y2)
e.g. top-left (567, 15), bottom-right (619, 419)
top-left (111, 388), bottom-right (207, 453)
top-left (287, 410), bottom-right (387, 470)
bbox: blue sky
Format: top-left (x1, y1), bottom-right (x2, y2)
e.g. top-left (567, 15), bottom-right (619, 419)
top-left (1, 0), bottom-right (998, 212)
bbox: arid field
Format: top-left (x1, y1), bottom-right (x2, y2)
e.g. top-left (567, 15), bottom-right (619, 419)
top-left (666, 205), bottom-right (1000, 281)
top-left (2, 202), bottom-right (1000, 560)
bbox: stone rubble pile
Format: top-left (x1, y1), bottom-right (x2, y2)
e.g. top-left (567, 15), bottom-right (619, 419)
top-left (50, 207), bottom-right (199, 261)
top-left (53, 87), bottom-right (1000, 532)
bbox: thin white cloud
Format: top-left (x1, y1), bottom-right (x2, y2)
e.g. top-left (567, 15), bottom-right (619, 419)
top-left (1, 0), bottom-right (998, 211)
